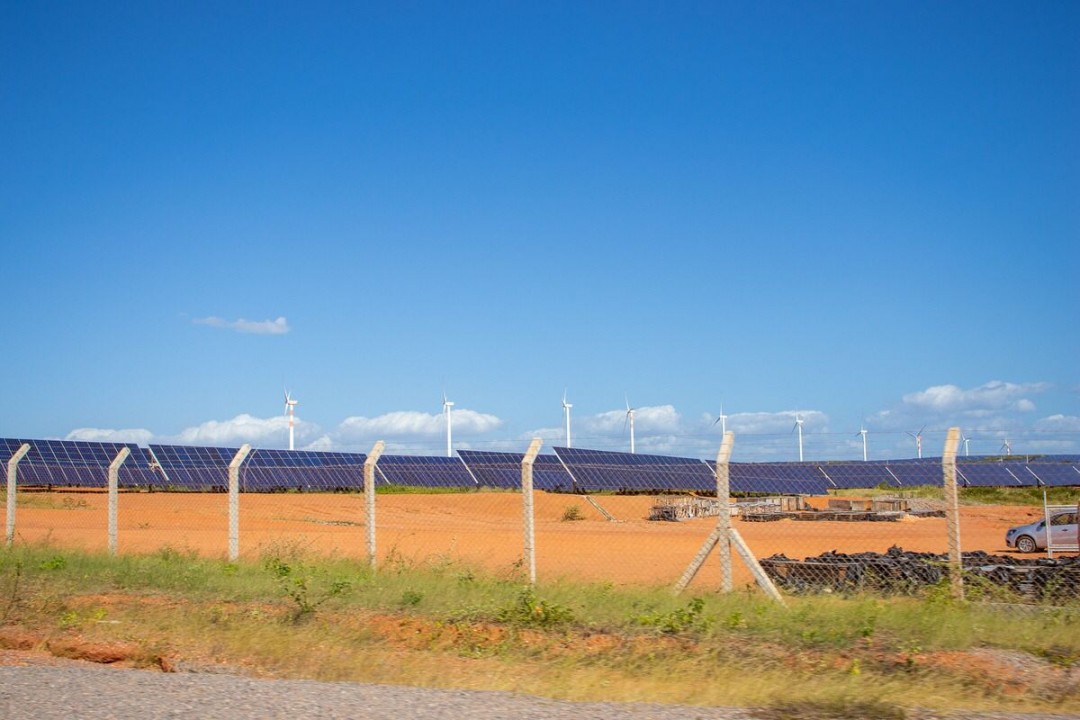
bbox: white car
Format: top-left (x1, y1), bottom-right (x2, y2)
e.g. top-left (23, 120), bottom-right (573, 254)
top-left (1005, 511), bottom-right (1078, 553)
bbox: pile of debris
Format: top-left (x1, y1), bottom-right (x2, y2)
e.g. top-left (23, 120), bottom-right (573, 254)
top-left (740, 497), bottom-right (944, 522)
top-left (760, 546), bottom-right (1080, 602)
top-left (648, 495), bottom-right (723, 522)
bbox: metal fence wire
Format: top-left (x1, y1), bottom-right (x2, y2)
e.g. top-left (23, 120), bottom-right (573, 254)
top-left (3, 434), bottom-right (1078, 604)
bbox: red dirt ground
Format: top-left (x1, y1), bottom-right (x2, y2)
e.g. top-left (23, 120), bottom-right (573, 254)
top-left (6, 490), bottom-right (1064, 588)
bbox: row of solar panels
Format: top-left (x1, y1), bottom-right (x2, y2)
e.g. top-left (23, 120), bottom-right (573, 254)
top-left (3, 438), bottom-right (1079, 494)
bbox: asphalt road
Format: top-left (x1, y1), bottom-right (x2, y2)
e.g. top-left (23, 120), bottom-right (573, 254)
top-left (1, 664), bottom-right (1075, 720)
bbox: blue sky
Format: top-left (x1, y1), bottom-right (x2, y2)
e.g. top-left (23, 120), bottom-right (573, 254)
top-left (2, 2), bottom-right (1077, 462)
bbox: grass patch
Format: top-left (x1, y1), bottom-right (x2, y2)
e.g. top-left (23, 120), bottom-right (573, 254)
top-left (827, 484), bottom-right (1078, 507)
top-left (374, 485), bottom-right (515, 495)
top-left (0, 542), bottom-right (1078, 713)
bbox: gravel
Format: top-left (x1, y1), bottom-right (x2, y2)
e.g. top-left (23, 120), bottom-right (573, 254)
top-left (1, 664), bottom-right (1076, 720)
top-left (0, 664), bottom-right (755, 720)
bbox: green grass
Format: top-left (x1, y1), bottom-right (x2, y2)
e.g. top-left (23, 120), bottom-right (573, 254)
top-left (827, 484), bottom-right (1078, 507)
top-left (374, 484), bottom-right (514, 495)
top-left (1, 542), bottom-right (1078, 714)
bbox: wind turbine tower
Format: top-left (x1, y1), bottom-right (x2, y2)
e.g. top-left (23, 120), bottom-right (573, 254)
top-left (858, 425), bottom-right (869, 462)
top-left (283, 389), bottom-right (299, 451)
top-left (793, 412), bottom-right (804, 462)
top-left (562, 391), bottom-right (573, 448)
top-left (713, 402), bottom-right (728, 436)
top-left (961, 433), bottom-right (971, 457)
top-left (442, 392), bottom-right (454, 458)
top-left (625, 397), bottom-right (636, 454)
top-left (907, 426), bottom-right (925, 459)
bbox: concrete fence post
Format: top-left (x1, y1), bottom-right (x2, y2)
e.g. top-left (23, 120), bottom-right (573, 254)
top-left (228, 444), bottom-right (252, 562)
top-left (522, 438), bottom-right (542, 585)
top-left (364, 441), bottom-right (385, 569)
top-left (942, 427), bottom-right (963, 600)
top-left (107, 447), bottom-right (130, 556)
top-left (6, 443), bottom-right (30, 548)
top-left (715, 431), bottom-right (735, 592)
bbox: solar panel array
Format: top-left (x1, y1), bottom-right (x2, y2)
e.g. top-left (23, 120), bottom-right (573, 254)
top-left (553, 447), bottom-right (718, 493)
top-left (1, 438), bottom-right (150, 488)
top-left (148, 445), bottom-right (239, 490)
top-left (374, 455), bottom-right (477, 488)
top-left (241, 449), bottom-right (366, 491)
top-left (456, 450), bottom-right (575, 491)
top-left (3, 437), bottom-right (1079, 494)
top-left (729, 463), bottom-right (830, 495)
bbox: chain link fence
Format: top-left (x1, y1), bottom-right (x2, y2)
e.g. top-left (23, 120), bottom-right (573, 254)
top-left (4, 436), bottom-right (1078, 604)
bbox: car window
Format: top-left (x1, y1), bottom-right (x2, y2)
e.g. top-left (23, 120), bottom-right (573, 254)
top-left (1050, 513), bottom-right (1076, 527)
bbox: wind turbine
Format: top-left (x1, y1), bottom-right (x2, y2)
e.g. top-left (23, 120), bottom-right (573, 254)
top-left (792, 412), bottom-right (804, 462)
top-left (442, 392), bottom-right (454, 458)
top-left (1000, 438), bottom-right (1012, 456)
top-left (857, 424), bottom-right (869, 462)
top-left (562, 390), bottom-right (573, 448)
top-left (907, 426), bottom-right (925, 459)
top-left (712, 401), bottom-right (728, 436)
top-left (961, 433), bottom-right (971, 457)
top-left (283, 389), bottom-right (299, 451)
top-left (625, 396), bottom-right (636, 454)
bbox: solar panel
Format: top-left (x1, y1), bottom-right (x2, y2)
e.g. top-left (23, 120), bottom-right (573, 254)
top-left (881, 459), bottom-right (943, 487)
top-left (535, 453), bottom-right (576, 492)
top-left (1024, 464), bottom-right (1080, 487)
top-left (1, 438), bottom-right (30, 464)
top-left (813, 461), bottom-right (897, 490)
top-left (0, 438), bottom-right (145, 488)
top-left (117, 446), bottom-right (161, 488)
top-left (729, 463), bottom-right (829, 495)
top-left (374, 455), bottom-right (477, 488)
top-left (241, 449), bottom-right (366, 491)
top-left (955, 462), bottom-right (1014, 487)
top-left (457, 450), bottom-right (575, 491)
top-left (149, 445), bottom-right (239, 490)
top-left (455, 450), bottom-right (521, 489)
top-left (552, 447), bottom-right (715, 493)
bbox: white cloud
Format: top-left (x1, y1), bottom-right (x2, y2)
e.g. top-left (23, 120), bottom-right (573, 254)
top-left (337, 409), bottom-right (503, 440)
top-left (1035, 414), bottom-right (1080, 432)
top-left (721, 409), bottom-right (827, 435)
top-left (580, 404), bottom-right (682, 435)
top-left (65, 427), bottom-right (154, 445)
top-left (902, 380), bottom-right (1049, 413)
top-left (173, 413), bottom-right (311, 446)
top-left (193, 316), bottom-right (290, 335)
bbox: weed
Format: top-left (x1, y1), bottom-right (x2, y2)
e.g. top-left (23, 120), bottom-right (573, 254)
top-left (498, 587), bottom-right (575, 628)
top-left (155, 546), bottom-right (197, 563)
top-left (264, 556), bottom-right (352, 622)
top-left (400, 590), bottom-right (424, 607)
top-left (561, 504), bottom-right (583, 521)
top-left (38, 555), bottom-right (66, 571)
top-left (636, 597), bottom-right (712, 635)
top-left (0, 559), bottom-right (23, 623)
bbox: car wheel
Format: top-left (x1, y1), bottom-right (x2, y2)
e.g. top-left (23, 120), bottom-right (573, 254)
top-left (1015, 535), bottom-right (1037, 553)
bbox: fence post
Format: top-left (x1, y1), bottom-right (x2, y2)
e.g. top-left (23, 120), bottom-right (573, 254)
top-left (6, 443), bottom-right (30, 548)
top-left (522, 438), bottom-right (542, 585)
top-left (107, 447), bottom-right (130, 556)
top-left (228, 444), bottom-right (251, 562)
top-left (942, 427), bottom-right (963, 600)
top-left (364, 441), bottom-right (385, 569)
top-left (716, 431), bottom-right (735, 592)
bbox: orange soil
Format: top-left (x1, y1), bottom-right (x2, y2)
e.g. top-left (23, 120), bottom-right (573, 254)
top-left (7, 491), bottom-right (1055, 588)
